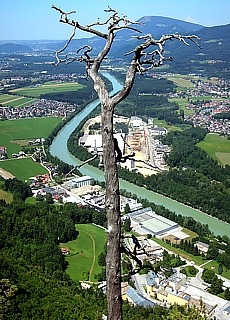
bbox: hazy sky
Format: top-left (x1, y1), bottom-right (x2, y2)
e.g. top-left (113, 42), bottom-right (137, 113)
top-left (1, 0), bottom-right (230, 40)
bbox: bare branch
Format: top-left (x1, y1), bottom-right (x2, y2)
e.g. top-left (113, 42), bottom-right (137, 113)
top-left (52, 4), bottom-right (108, 39)
top-left (51, 5), bottom-right (76, 20)
top-left (77, 45), bottom-right (94, 62)
top-left (76, 154), bottom-right (98, 169)
top-left (65, 154), bottom-right (98, 178)
top-left (51, 4), bottom-right (144, 76)
top-left (121, 234), bottom-right (154, 279)
top-left (51, 24), bottom-right (77, 66)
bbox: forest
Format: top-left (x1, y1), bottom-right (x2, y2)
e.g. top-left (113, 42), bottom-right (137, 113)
top-left (119, 159), bottom-right (230, 223)
top-left (113, 74), bottom-right (183, 124)
top-left (67, 110), bottom-right (230, 224)
top-left (0, 181), bottom-right (207, 319)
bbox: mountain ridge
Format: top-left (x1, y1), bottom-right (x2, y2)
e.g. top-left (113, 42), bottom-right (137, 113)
top-left (0, 16), bottom-right (229, 76)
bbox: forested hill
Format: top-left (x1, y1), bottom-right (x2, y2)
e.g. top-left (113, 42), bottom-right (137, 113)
top-left (2, 16), bottom-right (228, 77)
top-left (0, 195), bottom-right (205, 319)
top-left (0, 43), bottom-right (33, 53)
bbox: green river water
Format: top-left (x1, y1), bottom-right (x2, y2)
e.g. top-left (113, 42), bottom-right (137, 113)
top-left (50, 73), bottom-right (230, 237)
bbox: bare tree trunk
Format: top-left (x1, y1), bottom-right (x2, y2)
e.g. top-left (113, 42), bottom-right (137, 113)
top-left (101, 104), bottom-right (122, 320)
top-left (52, 8), bottom-right (200, 319)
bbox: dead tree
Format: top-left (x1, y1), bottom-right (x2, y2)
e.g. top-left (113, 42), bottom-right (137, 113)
top-left (52, 5), bottom-right (200, 319)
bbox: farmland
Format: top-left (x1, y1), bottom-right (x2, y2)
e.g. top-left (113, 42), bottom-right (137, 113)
top-left (61, 224), bottom-right (107, 283)
top-left (9, 81), bottom-right (85, 98)
top-left (0, 117), bottom-right (61, 181)
top-left (0, 117), bottom-right (62, 157)
top-left (0, 81), bottom-right (85, 181)
top-left (0, 94), bottom-right (37, 107)
top-left (167, 75), bottom-right (195, 90)
top-left (197, 133), bottom-right (230, 166)
top-left (0, 157), bottom-right (48, 181)
top-left (0, 81), bottom-right (85, 108)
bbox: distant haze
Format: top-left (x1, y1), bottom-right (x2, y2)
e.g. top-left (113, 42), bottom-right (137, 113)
top-left (0, 0), bottom-right (229, 40)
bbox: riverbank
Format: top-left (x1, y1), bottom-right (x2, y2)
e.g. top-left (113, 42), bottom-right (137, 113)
top-left (50, 73), bottom-right (230, 237)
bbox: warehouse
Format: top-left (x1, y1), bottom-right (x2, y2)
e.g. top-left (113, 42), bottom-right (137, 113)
top-left (126, 207), bottom-right (178, 237)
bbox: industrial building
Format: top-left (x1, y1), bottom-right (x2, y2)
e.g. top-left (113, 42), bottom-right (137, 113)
top-left (79, 132), bottom-right (125, 155)
top-left (65, 176), bottom-right (92, 189)
top-left (126, 207), bottom-right (178, 237)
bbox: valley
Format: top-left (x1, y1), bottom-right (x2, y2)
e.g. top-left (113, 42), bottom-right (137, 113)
top-left (0, 16), bottom-right (230, 319)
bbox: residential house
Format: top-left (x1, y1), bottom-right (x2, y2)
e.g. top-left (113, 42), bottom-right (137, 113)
top-left (194, 241), bottom-right (209, 254)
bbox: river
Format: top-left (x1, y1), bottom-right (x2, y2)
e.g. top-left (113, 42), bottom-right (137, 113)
top-left (50, 73), bottom-right (230, 237)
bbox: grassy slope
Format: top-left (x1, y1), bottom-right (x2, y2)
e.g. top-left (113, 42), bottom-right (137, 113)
top-left (61, 224), bottom-right (107, 283)
top-left (197, 133), bottom-right (230, 166)
top-left (0, 189), bottom-right (13, 203)
top-left (0, 158), bottom-right (48, 181)
top-left (0, 117), bottom-right (62, 157)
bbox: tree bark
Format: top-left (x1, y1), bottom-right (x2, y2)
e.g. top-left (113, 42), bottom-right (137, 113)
top-left (102, 106), bottom-right (122, 319)
top-left (89, 71), bottom-right (122, 319)
top-left (51, 8), bottom-right (200, 319)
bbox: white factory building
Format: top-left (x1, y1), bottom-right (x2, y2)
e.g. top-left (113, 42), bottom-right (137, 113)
top-left (125, 207), bottom-right (178, 237)
top-left (79, 132), bottom-right (125, 155)
top-left (65, 176), bottom-right (92, 189)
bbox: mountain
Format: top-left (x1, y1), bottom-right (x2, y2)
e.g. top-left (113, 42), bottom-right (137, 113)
top-left (55, 16), bottom-right (204, 56)
top-left (155, 23), bottom-right (230, 76)
top-left (114, 16), bottom-right (203, 41)
top-left (0, 43), bottom-right (33, 53)
top-left (1, 16), bottom-right (229, 76)
top-left (51, 16), bottom-right (230, 71)
top-left (108, 17), bottom-right (230, 63)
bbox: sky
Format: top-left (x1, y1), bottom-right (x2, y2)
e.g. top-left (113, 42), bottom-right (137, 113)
top-left (1, 0), bottom-right (230, 41)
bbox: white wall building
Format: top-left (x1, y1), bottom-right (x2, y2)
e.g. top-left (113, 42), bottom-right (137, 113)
top-left (68, 176), bottom-right (92, 188)
top-left (79, 132), bottom-right (125, 155)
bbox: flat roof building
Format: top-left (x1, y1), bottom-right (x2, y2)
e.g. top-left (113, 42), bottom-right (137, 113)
top-left (66, 176), bottom-right (92, 188)
top-left (79, 132), bottom-right (125, 155)
top-left (126, 207), bottom-right (178, 237)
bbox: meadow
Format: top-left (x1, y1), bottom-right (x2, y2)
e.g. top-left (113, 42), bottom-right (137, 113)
top-left (0, 117), bottom-right (62, 157)
top-left (10, 82), bottom-right (85, 98)
top-left (0, 94), bottom-right (36, 107)
top-left (197, 133), bottom-right (230, 166)
top-left (202, 260), bottom-right (230, 280)
top-left (0, 157), bottom-right (48, 181)
top-left (167, 76), bottom-right (194, 89)
top-left (0, 189), bottom-right (13, 203)
top-left (61, 224), bottom-right (107, 283)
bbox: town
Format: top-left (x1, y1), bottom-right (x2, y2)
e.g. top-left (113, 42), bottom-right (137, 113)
top-left (27, 172), bottom-right (230, 319)
top-left (0, 59), bottom-right (230, 319)
top-left (1, 71), bottom-right (229, 135)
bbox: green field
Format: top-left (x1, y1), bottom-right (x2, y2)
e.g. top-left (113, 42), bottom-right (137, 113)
top-left (168, 97), bottom-right (194, 116)
top-left (0, 189), bottom-right (13, 203)
top-left (10, 82), bottom-right (85, 98)
top-left (168, 76), bottom-right (195, 89)
top-left (197, 133), bottom-right (230, 166)
top-left (152, 118), bottom-right (190, 131)
top-left (202, 260), bottom-right (230, 280)
top-left (61, 224), bottom-right (107, 283)
top-left (152, 237), bottom-right (207, 266)
top-left (0, 94), bottom-right (36, 107)
top-left (0, 157), bottom-right (48, 181)
top-left (0, 117), bottom-right (62, 157)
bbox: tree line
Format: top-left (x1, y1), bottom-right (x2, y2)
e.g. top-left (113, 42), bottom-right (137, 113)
top-left (67, 111), bottom-right (230, 224)
top-left (0, 192), bottom-right (206, 319)
top-left (119, 189), bottom-right (211, 238)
